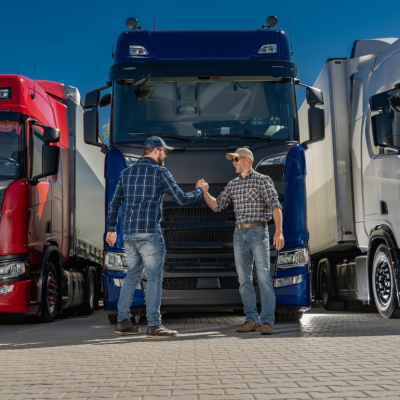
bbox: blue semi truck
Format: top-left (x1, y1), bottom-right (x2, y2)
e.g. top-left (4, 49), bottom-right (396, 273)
top-left (83, 16), bottom-right (325, 323)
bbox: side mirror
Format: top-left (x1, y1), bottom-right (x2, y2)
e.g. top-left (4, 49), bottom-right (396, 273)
top-left (84, 108), bottom-right (99, 145)
top-left (306, 87), bottom-right (324, 106)
top-left (43, 127), bottom-right (60, 143)
top-left (84, 89), bottom-right (100, 109)
top-left (42, 145), bottom-right (60, 177)
top-left (100, 93), bottom-right (111, 108)
top-left (302, 86), bottom-right (325, 148)
top-left (371, 112), bottom-right (396, 148)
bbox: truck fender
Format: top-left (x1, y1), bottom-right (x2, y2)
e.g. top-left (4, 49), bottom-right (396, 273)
top-left (368, 225), bottom-right (400, 308)
top-left (83, 266), bottom-right (97, 305)
top-left (37, 245), bottom-right (62, 316)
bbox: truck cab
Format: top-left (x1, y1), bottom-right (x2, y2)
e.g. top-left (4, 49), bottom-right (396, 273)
top-left (84, 18), bottom-right (325, 322)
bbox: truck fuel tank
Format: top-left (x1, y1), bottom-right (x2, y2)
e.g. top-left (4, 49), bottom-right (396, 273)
top-left (62, 271), bottom-right (85, 309)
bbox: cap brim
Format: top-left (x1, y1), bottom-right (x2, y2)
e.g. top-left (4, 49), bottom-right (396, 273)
top-left (226, 153), bottom-right (239, 160)
top-left (164, 145), bottom-right (174, 151)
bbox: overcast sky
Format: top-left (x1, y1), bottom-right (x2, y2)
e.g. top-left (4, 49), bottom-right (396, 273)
top-left (2, 0), bottom-right (399, 134)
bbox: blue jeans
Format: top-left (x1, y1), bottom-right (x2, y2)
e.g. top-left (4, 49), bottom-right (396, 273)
top-left (117, 233), bottom-right (166, 326)
top-left (233, 226), bottom-right (276, 325)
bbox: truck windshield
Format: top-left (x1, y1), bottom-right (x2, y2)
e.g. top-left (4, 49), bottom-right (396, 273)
top-left (112, 78), bottom-right (297, 145)
top-left (0, 121), bottom-right (23, 178)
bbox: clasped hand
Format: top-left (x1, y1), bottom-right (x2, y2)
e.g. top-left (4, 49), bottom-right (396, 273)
top-left (196, 179), bottom-right (209, 193)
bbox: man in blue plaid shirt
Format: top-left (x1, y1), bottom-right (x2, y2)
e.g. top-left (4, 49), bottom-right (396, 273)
top-left (106, 136), bottom-right (208, 338)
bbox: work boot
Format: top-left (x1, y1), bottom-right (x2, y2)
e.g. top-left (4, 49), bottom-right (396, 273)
top-left (235, 321), bottom-right (260, 332)
top-left (146, 324), bottom-right (178, 338)
top-left (115, 320), bottom-right (140, 335)
top-left (260, 323), bottom-right (273, 335)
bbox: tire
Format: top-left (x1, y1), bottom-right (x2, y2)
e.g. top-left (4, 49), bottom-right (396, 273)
top-left (344, 300), bottom-right (364, 311)
top-left (319, 263), bottom-right (345, 311)
top-left (372, 244), bottom-right (400, 319)
top-left (39, 262), bottom-right (58, 323)
top-left (78, 272), bottom-right (96, 316)
top-left (275, 312), bottom-right (303, 322)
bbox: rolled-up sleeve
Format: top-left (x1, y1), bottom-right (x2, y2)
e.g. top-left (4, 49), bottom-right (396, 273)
top-left (108, 175), bottom-right (124, 232)
top-left (214, 184), bottom-right (232, 212)
top-left (261, 176), bottom-right (281, 211)
top-left (160, 168), bottom-right (203, 205)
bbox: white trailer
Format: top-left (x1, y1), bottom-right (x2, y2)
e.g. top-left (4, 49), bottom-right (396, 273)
top-left (299, 38), bottom-right (400, 318)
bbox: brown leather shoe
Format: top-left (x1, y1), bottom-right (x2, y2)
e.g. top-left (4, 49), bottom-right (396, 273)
top-left (147, 325), bottom-right (178, 338)
top-left (236, 321), bottom-right (260, 332)
top-left (260, 323), bottom-right (273, 335)
top-left (115, 321), bottom-right (140, 335)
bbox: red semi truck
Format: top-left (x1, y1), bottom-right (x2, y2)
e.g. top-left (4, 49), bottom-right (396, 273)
top-left (0, 75), bottom-right (105, 322)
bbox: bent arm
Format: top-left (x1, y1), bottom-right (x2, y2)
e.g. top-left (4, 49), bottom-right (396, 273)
top-left (204, 192), bottom-right (218, 211)
top-left (160, 169), bottom-right (203, 205)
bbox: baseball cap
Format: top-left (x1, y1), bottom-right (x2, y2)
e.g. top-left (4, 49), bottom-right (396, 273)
top-left (143, 136), bottom-right (174, 151)
top-left (226, 148), bottom-right (254, 162)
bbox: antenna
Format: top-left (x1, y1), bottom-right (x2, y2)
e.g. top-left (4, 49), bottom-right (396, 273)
top-left (154, 14), bottom-right (156, 30)
top-left (31, 63), bottom-right (36, 99)
top-left (111, 37), bottom-right (115, 59)
top-left (289, 18), bottom-right (294, 56)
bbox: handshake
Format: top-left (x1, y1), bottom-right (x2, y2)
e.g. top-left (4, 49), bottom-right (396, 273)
top-left (196, 179), bottom-right (209, 193)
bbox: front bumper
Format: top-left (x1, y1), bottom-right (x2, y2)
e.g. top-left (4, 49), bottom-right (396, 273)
top-left (0, 280), bottom-right (38, 315)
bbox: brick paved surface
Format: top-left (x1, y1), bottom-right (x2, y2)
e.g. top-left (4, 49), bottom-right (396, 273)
top-left (1, 308), bottom-right (400, 399)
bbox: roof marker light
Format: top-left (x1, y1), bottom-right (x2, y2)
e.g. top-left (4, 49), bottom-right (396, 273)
top-left (258, 44), bottom-right (278, 54)
top-left (129, 45), bottom-right (149, 57)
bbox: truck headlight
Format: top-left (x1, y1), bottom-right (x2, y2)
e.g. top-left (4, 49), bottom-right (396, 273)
top-left (129, 45), bottom-right (149, 57)
top-left (260, 155), bottom-right (287, 166)
top-left (275, 274), bottom-right (303, 287)
top-left (0, 262), bottom-right (26, 279)
top-left (258, 44), bottom-right (278, 54)
top-left (104, 252), bottom-right (127, 272)
top-left (277, 248), bottom-right (309, 270)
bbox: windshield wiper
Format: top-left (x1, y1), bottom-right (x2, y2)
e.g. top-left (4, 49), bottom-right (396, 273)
top-left (206, 135), bottom-right (273, 141)
top-left (127, 133), bottom-right (193, 143)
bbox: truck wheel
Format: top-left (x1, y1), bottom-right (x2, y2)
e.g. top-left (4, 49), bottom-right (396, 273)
top-left (372, 244), bottom-right (400, 319)
top-left (39, 263), bottom-right (58, 323)
top-left (319, 263), bottom-right (345, 311)
top-left (78, 272), bottom-right (96, 316)
top-left (275, 312), bottom-right (303, 322)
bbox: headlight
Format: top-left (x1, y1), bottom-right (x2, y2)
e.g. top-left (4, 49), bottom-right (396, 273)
top-left (124, 156), bottom-right (139, 167)
top-left (258, 44), bottom-right (278, 54)
top-left (129, 45), bottom-right (149, 56)
top-left (260, 155), bottom-right (287, 166)
top-left (277, 248), bottom-right (309, 270)
top-left (275, 274), bottom-right (303, 287)
top-left (0, 87), bottom-right (11, 100)
top-left (0, 262), bottom-right (26, 279)
top-left (104, 252), bottom-right (127, 272)
top-left (0, 285), bottom-right (14, 294)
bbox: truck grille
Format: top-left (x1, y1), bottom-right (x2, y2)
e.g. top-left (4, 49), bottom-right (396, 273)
top-left (164, 227), bottom-right (234, 243)
top-left (166, 255), bottom-right (235, 264)
top-left (163, 205), bottom-right (235, 222)
top-left (164, 183), bottom-right (227, 202)
top-left (162, 277), bottom-right (259, 290)
top-left (257, 164), bottom-right (285, 181)
top-left (166, 248), bottom-right (234, 255)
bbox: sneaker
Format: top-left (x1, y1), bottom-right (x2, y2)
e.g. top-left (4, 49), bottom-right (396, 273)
top-left (146, 325), bottom-right (178, 338)
top-left (115, 321), bottom-right (140, 335)
top-left (235, 321), bottom-right (260, 332)
top-left (260, 323), bottom-right (273, 335)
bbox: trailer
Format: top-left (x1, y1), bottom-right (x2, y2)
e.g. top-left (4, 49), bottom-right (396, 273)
top-left (0, 75), bottom-right (105, 321)
top-left (299, 38), bottom-right (400, 318)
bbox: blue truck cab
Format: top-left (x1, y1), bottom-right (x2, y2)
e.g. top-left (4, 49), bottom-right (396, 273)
top-left (83, 17), bottom-right (325, 322)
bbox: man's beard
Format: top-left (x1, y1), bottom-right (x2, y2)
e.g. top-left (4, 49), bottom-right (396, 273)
top-left (157, 156), bottom-right (165, 167)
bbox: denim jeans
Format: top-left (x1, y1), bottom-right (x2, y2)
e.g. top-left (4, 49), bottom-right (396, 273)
top-left (233, 226), bottom-right (275, 325)
top-left (117, 233), bottom-right (166, 326)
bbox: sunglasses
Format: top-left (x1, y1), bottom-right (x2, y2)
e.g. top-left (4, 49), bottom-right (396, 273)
top-left (232, 157), bottom-right (245, 163)
top-left (157, 147), bottom-right (169, 154)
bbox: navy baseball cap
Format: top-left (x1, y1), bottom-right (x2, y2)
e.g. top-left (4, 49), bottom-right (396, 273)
top-left (143, 136), bottom-right (174, 151)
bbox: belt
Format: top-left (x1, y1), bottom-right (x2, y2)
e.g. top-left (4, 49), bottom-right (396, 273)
top-left (235, 221), bottom-right (266, 229)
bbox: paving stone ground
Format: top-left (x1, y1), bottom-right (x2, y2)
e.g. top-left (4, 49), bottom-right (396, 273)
top-left (1, 307), bottom-right (400, 400)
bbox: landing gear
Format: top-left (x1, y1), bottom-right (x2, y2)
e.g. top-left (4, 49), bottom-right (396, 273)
top-left (319, 262), bottom-right (345, 311)
top-left (372, 244), bottom-right (400, 319)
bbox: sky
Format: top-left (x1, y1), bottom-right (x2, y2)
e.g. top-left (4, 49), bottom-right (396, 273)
top-left (2, 0), bottom-right (400, 135)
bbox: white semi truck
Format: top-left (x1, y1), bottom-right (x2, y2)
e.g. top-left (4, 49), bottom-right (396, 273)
top-left (299, 38), bottom-right (400, 319)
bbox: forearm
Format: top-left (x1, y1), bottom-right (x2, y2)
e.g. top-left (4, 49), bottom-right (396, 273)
top-left (272, 207), bottom-right (283, 233)
top-left (204, 192), bottom-right (218, 211)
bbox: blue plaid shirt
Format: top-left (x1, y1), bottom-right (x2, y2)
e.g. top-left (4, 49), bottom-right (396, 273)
top-left (108, 157), bottom-right (204, 234)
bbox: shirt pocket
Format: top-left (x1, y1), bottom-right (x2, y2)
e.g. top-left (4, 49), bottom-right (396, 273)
top-left (246, 188), bottom-right (258, 202)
